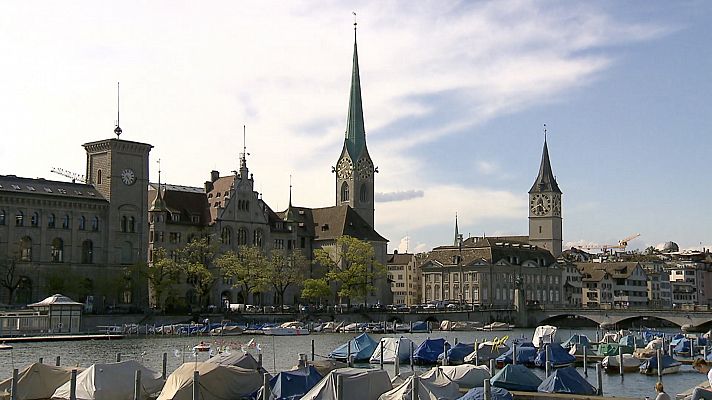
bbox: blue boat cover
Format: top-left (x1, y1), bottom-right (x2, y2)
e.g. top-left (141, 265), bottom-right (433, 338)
top-left (411, 321), bottom-right (429, 333)
top-left (458, 387), bottom-right (513, 400)
top-left (537, 367), bottom-right (596, 395)
top-left (534, 343), bottom-right (576, 368)
top-left (250, 366), bottom-right (322, 400)
top-left (329, 333), bottom-right (378, 361)
top-left (673, 338), bottom-right (691, 354)
top-left (642, 329), bottom-right (665, 343)
top-left (490, 364), bottom-right (542, 392)
top-left (496, 346), bottom-right (537, 366)
top-left (414, 338), bottom-right (449, 365)
top-left (562, 334), bottom-right (590, 349)
top-left (438, 342), bottom-right (474, 365)
top-left (641, 354), bottom-right (680, 372)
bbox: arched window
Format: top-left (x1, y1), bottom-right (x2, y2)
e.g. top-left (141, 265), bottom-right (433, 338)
top-left (253, 229), bottom-right (263, 247)
top-left (19, 237), bottom-right (32, 261)
top-left (359, 184), bottom-right (368, 203)
top-left (78, 216), bottom-right (86, 230)
top-left (0, 209), bottom-right (5, 225)
top-left (237, 228), bottom-right (248, 245)
top-left (31, 212), bottom-right (39, 227)
top-left (51, 238), bottom-right (64, 262)
top-left (15, 211), bottom-right (24, 227)
top-left (121, 216), bottom-right (127, 232)
top-left (81, 240), bottom-right (93, 264)
top-left (91, 216), bottom-right (99, 231)
top-left (129, 217), bottom-right (136, 233)
top-left (221, 227), bottom-right (232, 244)
top-left (48, 213), bottom-right (55, 228)
top-left (121, 241), bottom-right (133, 264)
top-left (62, 215), bottom-right (70, 229)
top-left (340, 182), bottom-right (349, 202)
top-left (97, 169), bottom-right (102, 184)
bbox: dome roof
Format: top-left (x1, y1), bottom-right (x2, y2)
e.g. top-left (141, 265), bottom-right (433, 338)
top-left (656, 241), bottom-right (679, 253)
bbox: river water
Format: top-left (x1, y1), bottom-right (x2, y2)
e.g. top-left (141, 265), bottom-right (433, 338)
top-left (0, 328), bottom-right (703, 399)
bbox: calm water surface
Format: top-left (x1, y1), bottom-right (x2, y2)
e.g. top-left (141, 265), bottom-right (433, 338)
top-left (0, 328), bottom-right (703, 399)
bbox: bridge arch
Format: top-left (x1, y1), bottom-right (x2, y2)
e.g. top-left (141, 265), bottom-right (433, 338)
top-left (539, 313), bottom-right (600, 327)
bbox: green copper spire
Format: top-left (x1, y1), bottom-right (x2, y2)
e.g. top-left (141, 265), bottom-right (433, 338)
top-left (344, 22), bottom-right (366, 159)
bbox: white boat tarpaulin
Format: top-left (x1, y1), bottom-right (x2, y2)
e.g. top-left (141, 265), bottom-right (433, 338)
top-left (370, 338), bottom-right (413, 364)
top-left (0, 363), bottom-right (79, 400)
top-left (301, 368), bottom-right (391, 400)
top-left (52, 360), bottom-right (163, 400)
top-left (379, 367), bottom-right (460, 400)
top-left (157, 362), bottom-right (262, 400)
top-left (422, 365), bottom-right (490, 389)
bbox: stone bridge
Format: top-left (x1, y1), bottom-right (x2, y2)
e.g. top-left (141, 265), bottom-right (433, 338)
top-left (529, 307), bottom-right (712, 331)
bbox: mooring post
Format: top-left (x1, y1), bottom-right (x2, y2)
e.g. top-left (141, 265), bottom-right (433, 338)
top-left (311, 339), bottom-right (315, 361)
top-left (454, 337), bottom-right (458, 345)
top-left (512, 342), bottom-right (517, 365)
top-left (410, 341), bottom-right (415, 371)
top-left (704, 344), bottom-right (708, 361)
top-left (411, 374), bottom-right (419, 400)
top-left (162, 352), bottom-right (168, 380)
top-left (409, 321), bottom-right (413, 333)
top-left (56, 356), bottom-right (61, 366)
top-left (380, 340), bottom-right (384, 370)
top-left (70, 369), bottom-right (77, 400)
top-left (657, 348), bottom-right (663, 380)
top-left (262, 372), bottom-right (270, 400)
top-left (668, 343), bottom-right (674, 358)
top-left (442, 342), bottom-right (449, 366)
top-left (192, 371), bottom-right (199, 400)
top-left (596, 363), bottom-right (603, 396)
top-left (618, 346), bottom-right (624, 377)
top-left (116, 353), bottom-right (121, 362)
top-left (489, 358), bottom-right (495, 376)
top-left (258, 353), bottom-right (263, 368)
top-left (336, 374), bottom-right (344, 400)
top-left (133, 370), bottom-right (142, 400)
top-left (483, 379), bottom-right (491, 400)
top-left (10, 369), bottom-right (18, 400)
top-left (583, 345), bottom-right (588, 377)
top-left (474, 341), bottom-right (479, 366)
top-left (545, 344), bottom-right (551, 378)
top-left (691, 337), bottom-right (696, 359)
top-left (347, 340), bottom-right (352, 367)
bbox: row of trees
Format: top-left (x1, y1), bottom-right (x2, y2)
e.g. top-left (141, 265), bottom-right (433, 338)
top-left (147, 235), bottom-right (387, 311)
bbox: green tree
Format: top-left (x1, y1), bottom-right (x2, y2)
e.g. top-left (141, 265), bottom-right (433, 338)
top-left (300, 278), bottom-right (331, 305)
top-left (145, 248), bottom-right (181, 310)
top-left (313, 235), bottom-right (386, 307)
top-left (216, 246), bottom-right (268, 305)
top-left (176, 235), bottom-right (218, 309)
top-left (265, 249), bottom-right (308, 307)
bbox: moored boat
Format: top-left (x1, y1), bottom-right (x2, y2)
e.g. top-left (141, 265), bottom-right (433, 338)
top-left (263, 321), bottom-right (310, 336)
top-left (639, 354), bottom-right (681, 375)
top-left (601, 354), bottom-right (641, 372)
top-left (483, 322), bottom-right (513, 331)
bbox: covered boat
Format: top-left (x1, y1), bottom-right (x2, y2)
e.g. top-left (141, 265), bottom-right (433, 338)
top-left (619, 335), bottom-right (644, 349)
top-left (302, 368), bottom-right (391, 400)
top-left (601, 354), bottom-right (641, 372)
top-left (483, 322), bottom-right (511, 331)
top-left (423, 365), bottom-right (490, 389)
top-left (413, 338), bottom-right (449, 365)
top-left (458, 387), bottom-right (513, 400)
top-left (411, 321), bottom-right (430, 333)
top-left (673, 338), bottom-right (694, 355)
top-left (495, 346), bottom-right (537, 368)
top-left (263, 321), bottom-right (310, 336)
top-left (537, 367), bottom-right (596, 395)
top-left (329, 333), bottom-right (378, 362)
top-left (53, 361), bottom-right (164, 400)
top-left (206, 351), bottom-right (264, 371)
top-left (438, 342), bottom-right (474, 365)
top-left (158, 362), bottom-right (262, 400)
top-left (370, 337), bottom-right (414, 364)
top-left (645, 338), bottom-right (664, 350)
top-left (0, 363), bottom-right (78, 400)
top-left (561, 334), bottom-right (590, 349)
top-left (596, 343), bottom-right (633, 356)
top-left (253, 366), bottom-right (322, 400)
top-left (534, 343), bottom-right (576, 368)
top-left (379, 368), bottom-right (459, 400)
top-left (490, 364), bottom-right (542, 392)
top-left (532, 325), bottom-right (557, 348)
top-left (464, 342), bottom-right (509, 364)
top-left (639, 354), bottom-right (682, 375)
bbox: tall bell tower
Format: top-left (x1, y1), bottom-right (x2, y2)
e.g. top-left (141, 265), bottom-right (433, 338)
top-left (528, 131), bottom-right (562, 257)
top-left (334, 21), bottom-right (375, 228)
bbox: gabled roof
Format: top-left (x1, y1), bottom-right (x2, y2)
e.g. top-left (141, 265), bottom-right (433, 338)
top-left (148, 183), bottom-right (210, 226)
top-left (387, 253), bottom-right (414, 265)
top-left (529, 140), bottom-right (562, 194)
top-left (423, 236), bottom-right (555, 268)
top-left (276, 206), bottom-right (316, 237)
top-left (0, 175), bottom-right (106, 202)
top-left (310, 205), bottom-right (387, 242)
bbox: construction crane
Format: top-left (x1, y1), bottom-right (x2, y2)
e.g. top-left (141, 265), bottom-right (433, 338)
top-left (577, 233), bottom-right (641, 253)
top-left (50, 167), bottom-right (86, 183)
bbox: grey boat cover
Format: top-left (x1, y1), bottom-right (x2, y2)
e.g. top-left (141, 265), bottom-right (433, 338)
top-left (370, 337), bottom-right (414, 364)
top-left (52, 360), bottom-right (164, 400)
top-left (0, 363), bottom-right (79, 400)
top-left (301, 368), bottom-right (391, 400)
top-left (157, 362), bottom-right (262, 400)
top-left (206, 351), bottom-right (265, 372)
top-left (490, 364), bottom-right (542, 392)
top-left (379, 368), bottom-right (460, 400)
top-left (457, 387), bottom-right (512, 400)
top-left (463, 343), bottom-right (509, 364)
top-left (422, 365), bottom-right (490, 389)
top-left (300, 360), bottom-right (348, 377)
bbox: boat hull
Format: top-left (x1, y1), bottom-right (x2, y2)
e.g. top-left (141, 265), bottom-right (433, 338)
top-left (263, 327), bottom-right (310, 336)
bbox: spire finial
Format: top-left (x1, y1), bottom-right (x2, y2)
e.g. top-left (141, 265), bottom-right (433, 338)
top-left (243, 124), bottom-right (247, 156)
top-left (543, 123), bottom-right (547, 142)
top-left (114, 82), bottom-right (122, 139)
top-left (289, 174), bottom-right (293, 207)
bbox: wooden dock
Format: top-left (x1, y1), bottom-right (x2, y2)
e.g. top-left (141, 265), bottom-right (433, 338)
top-left (0, 334), bottom-right (124, 343)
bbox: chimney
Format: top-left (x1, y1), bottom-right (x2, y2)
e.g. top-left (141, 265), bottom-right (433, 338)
top-left (210, 170), bottom-right (220, 182)
top-left (204, 181), bottom-right (213, 193)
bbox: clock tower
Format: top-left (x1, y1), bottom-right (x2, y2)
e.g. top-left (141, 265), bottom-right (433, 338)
top-left (528, 136), bottom-right (562, 257)
top-left (334, 23), bottom-right (375, 228)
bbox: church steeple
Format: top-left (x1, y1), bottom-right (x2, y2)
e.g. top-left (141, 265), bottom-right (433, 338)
top-left (344, 21), bottom-right (366, 160)
top-left (454, 213), bottom-right (460, 246)
top-left (529, 134), bottom-right (561, 194)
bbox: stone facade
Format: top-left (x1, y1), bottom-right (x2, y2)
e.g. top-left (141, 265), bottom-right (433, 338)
top-left (386, 251), bottom-right (422, 306)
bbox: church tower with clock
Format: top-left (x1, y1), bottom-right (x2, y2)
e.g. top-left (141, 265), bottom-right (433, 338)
top-left (334, 23), bottom-right (375, 228)
top-left (528, 136), bottom-right (562, 257)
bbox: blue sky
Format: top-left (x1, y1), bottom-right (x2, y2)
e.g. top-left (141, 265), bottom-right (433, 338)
top-left (0, 1), bottom-right (710, 253)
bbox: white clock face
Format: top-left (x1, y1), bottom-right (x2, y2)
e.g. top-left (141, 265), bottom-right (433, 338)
top-left (121, 168), bottom-right (136, 186)
top-left (337, 158), bottom-right (353, 180)
top-left (530, 193), bottom-right (551, 216)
